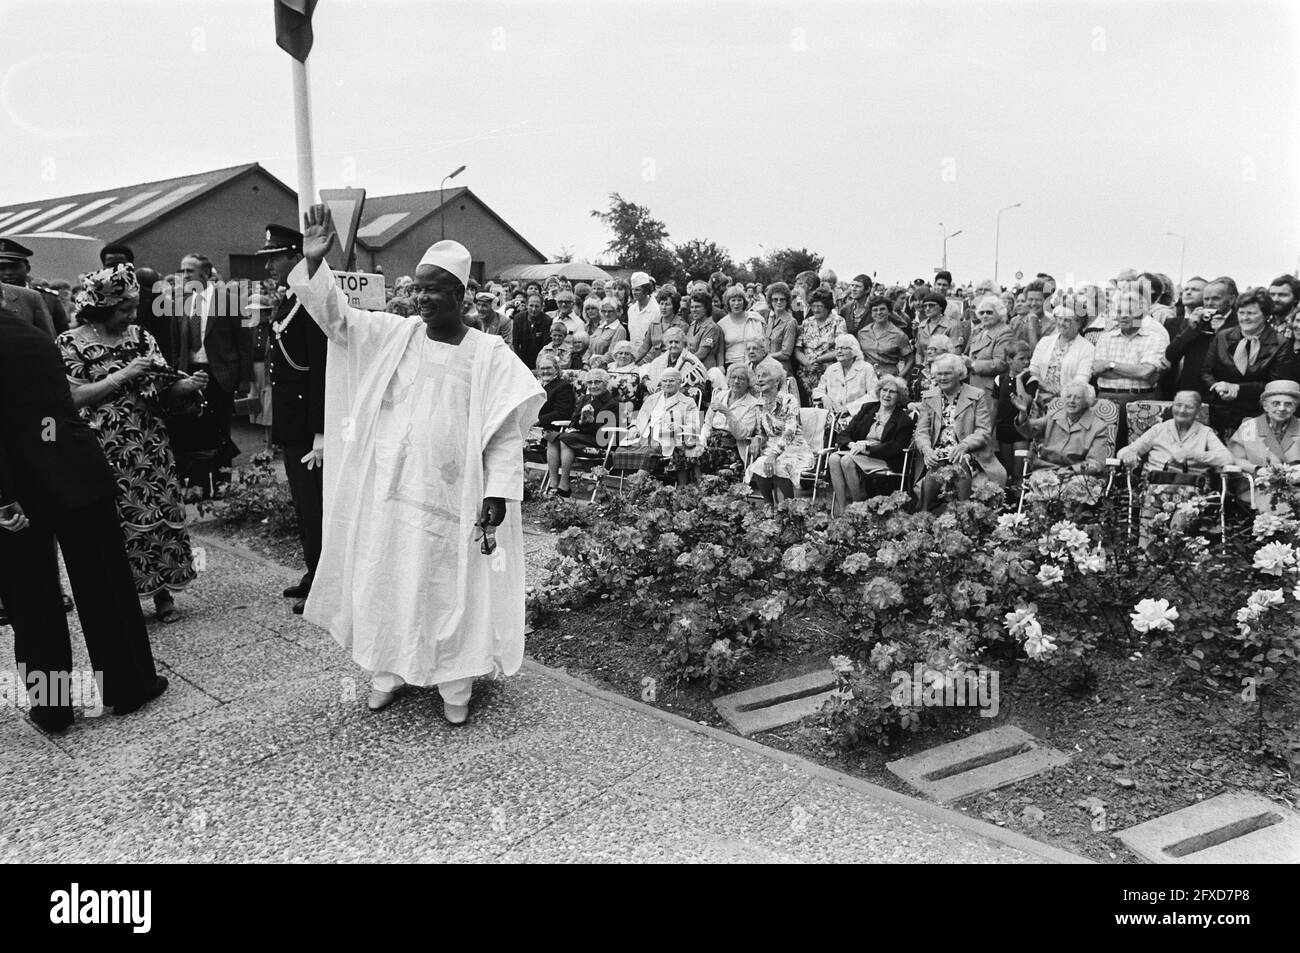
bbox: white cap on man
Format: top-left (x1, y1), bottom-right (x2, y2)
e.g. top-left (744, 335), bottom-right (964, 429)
top-left (418, 240), bottom-right (472, 289)
top-left (630, 271), bottom-right (652, 289)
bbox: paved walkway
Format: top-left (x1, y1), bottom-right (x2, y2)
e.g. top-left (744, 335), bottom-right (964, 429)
top-left (0, 532), bottom-right (1082, 863)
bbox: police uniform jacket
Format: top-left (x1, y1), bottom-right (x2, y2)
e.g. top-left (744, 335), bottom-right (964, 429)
top-left (268, 294), bottom-right (328, 446)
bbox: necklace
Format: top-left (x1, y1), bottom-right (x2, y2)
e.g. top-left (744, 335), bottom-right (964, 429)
top-left (88, 323), bottom-right (127, 348)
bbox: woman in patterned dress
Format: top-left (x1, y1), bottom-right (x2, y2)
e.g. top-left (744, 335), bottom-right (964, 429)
top-left (699, 363), bottom-right (763, 475)
top-left (59, 264), bottom-right (207, 623)
top-left (793, 288), bottom-right (846, 404)
top-left (746, 357), bottom-right (815, 505)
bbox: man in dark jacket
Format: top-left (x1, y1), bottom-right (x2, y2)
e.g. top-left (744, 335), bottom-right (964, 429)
top-left (256, 225), bottom-right (327, 614)
top-left (1163, 306), bottom-right (1233, 399)
top-left (0, 312), bottom-right (166, 733)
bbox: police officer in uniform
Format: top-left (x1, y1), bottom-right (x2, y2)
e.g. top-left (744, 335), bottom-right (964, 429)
top-left (0, 237), bottom-right (69, 333)
top-left (0, 239), bottom-right (73, 626)
top-left (254, 225), bottom-right (327, 614)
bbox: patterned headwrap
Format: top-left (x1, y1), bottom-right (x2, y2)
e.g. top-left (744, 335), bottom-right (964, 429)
top-left (76, 263), bottom-right (139, 309)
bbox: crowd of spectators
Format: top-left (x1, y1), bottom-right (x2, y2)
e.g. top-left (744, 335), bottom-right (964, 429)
top-left (435, 263), bottom-right (1300, 526)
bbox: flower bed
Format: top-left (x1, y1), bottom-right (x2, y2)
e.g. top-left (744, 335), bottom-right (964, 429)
top-left (528, 470), bottom-right (1300, 859)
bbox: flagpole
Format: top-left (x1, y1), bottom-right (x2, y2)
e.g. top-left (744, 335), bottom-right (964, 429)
top-left (291, 57), bottom-right (316, 222)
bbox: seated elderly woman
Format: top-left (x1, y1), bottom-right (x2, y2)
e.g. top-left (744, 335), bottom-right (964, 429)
top-left (545, 368), bottom-right (622, 497)
top-left (567, 329), bottom-right (590, 370)
top-left (813, 333), bottom-right (879, 419)
top-left (745, 357), bottom-right (816, 505)
top-left (644, 325), bottom-right (713, 400)
top-left (1014, 381), bottom-right (1112, 504)
top-left (744, 337), bottom-right (769, 372)
top-left (912, 353), bottom-right (1007, 511)
top-left (607, 367), bottom-right (701, 485)
top-left (606, 340), bottom-right (645, 405)
top-left (826, 375), bottom-right (915, 515)
top-left (534, 354), bottom-right (576, 433)
top-left (1116, 390), bottom-right (1233, 545)
top-left (911, 333), bottom-right (956, 401)
top-left (699, 363), bottom-right (764, 475)
top-left (1227, 379), bottom-right (1300, 510)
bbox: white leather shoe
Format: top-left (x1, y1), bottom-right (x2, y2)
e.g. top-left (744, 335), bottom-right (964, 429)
top-left (443, 702), bottom-right (469, 725)
top-left (367, 688), bottom-right (401, 712)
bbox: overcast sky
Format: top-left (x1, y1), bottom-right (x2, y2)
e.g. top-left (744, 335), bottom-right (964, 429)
top-left (1, 0), bottom-right (1297, 287)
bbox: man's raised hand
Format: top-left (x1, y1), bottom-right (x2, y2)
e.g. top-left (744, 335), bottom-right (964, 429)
top-left (302, 204), bottom-right (337, 272)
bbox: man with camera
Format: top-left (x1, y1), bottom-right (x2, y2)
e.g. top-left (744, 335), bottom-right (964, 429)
top-left (1163, 276), bottom-right (1236, 398)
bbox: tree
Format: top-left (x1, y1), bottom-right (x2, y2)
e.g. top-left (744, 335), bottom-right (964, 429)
top-left (591, 192), bottom-right (676, 279)
top-left (752, 247), bottom-right (824, 286)
top-left (674, 238), bottom-right (735, 283)
top-left (552, 245), bottom-right (575, 263)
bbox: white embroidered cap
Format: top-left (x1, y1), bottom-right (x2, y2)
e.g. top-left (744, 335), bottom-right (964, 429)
top-left (417, 240), bottom-right (472, 288)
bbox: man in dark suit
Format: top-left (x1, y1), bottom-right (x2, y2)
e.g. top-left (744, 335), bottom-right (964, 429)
top-left (171, 252), bottom-right (254, 492)
top-left (0, 311), bottom-right (167, 733)
top-left (0, 237), bottom-right (68, 334)
top-left (255, 225), bottom-right (328, 614)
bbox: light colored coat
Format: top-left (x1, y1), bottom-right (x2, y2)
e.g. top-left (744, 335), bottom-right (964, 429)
top-left (1228, 414), bottom-right (1300, 509)
top-left (913, 383), bottom-right (1007, 486)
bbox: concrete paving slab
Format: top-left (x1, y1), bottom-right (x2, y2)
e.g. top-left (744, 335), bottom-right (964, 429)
top-left (0, 527), bottom-right (1088, 864)
top-left (749, 778), bottom-right (1041, 864)
top-left (158, 634), bottom-right (320, 704)
top-left (714, 670), bottom-right (837, 735)
top-left (1116, 792), bottom-right (1300, 864)
top-left (886, 725), bottom-right (1071, 803)
top-left (145, 610), bottom-right (282, 663)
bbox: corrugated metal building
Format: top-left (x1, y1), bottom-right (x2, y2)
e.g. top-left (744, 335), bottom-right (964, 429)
top-left (0, 163), bottom-right (548, 285)
top-left (0, 164), bottom-right (298, 281)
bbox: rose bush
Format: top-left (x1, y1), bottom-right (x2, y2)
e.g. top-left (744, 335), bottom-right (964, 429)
top-left (529, 464), bottom-right (1299, 753)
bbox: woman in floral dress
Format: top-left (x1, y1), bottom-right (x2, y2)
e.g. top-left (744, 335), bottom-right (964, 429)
top-left (746, 357), bottom-right (815, 505)
top-left (793, 288), bottom-right (846, 404)
top-left (59, 264), bottom-right (208, 622)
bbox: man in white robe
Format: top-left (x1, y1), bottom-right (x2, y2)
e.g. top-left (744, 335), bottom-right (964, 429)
top-left (290, 205), bottom-right (545, 722)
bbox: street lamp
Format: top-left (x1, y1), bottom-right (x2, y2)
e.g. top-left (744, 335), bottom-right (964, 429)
top-left (440, 164), bottom-right (467, 240)
top-left (939, 222), bottom-right (963, 272)
top-left (1166, 231), bottom-right (1186, 286)
top-left (994, 203), bottom-right (1021, 286)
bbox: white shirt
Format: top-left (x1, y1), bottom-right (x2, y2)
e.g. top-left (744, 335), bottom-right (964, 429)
top-left (626, 296), bottom-right (658, 346)
top-left (558, 313), bottom-right (585, 338)
top-left (189, 284), bottom-right (214, 364)
top-left (1029, 333), bottom-right (1096, 394)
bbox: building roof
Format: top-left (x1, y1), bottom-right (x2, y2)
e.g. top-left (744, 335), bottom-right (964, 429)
top-left (497, 262), bottom-right (613, 282)
top-left (0, 163), bottom-right (295, 246)
top-left (355, 186), bottom-right (546, 261)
